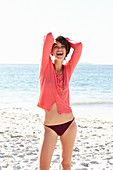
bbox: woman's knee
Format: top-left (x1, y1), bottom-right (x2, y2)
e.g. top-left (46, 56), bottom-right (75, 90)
top-left (61, 160), bottom-right (71, 170)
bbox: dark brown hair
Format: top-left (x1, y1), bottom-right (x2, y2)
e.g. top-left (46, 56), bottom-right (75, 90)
top-left (55, 36), bottom-right (71, 57)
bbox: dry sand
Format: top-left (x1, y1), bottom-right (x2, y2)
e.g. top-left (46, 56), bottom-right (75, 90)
top-left (0, 106), bottom-right (113, 170)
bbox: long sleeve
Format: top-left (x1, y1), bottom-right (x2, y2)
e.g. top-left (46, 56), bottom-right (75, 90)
top-left (66, 38), bottom-right (83, 79)
top-left (39, 32), bottom-right (54, 78)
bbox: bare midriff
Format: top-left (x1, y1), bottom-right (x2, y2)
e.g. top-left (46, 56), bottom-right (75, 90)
top-left (44, 103), bottom-right (73, 125)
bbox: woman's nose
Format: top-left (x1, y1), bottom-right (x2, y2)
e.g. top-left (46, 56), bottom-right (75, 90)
top-left (57, 46), bottom-right (63, 50)
top-left (58, 47), bottom-right (61, 50)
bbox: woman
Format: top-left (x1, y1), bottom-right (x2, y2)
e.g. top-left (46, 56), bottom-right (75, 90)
top-left (37, 32), bottom-right (83, 170)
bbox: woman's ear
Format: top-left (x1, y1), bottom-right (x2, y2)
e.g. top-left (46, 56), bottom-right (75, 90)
top-left (51, 51), bottom-right (53, 56)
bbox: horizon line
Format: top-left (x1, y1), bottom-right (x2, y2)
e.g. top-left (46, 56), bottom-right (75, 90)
top-left (0, 63), bottom-right (113, 66)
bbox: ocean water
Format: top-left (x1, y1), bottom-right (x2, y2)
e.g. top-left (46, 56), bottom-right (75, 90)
top-left (0, 64), bottom-right (113, 114)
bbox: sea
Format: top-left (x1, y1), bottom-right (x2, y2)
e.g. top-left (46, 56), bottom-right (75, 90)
top-left (0, 64), bottom-right (113, 117)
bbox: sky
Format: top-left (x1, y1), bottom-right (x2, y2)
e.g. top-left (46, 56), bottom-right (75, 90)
top-left (0, 0), bottom-right (113, 64)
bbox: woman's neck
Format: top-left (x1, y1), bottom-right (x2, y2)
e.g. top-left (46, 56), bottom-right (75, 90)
top-left (54, 61), bottom-right (63, 75)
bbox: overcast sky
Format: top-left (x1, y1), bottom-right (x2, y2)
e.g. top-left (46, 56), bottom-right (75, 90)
top-left (0, 0), bottom-right (113, 64)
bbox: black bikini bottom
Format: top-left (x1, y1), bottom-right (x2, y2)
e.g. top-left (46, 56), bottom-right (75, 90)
top-left (44, 118), bottom-right (75, 136)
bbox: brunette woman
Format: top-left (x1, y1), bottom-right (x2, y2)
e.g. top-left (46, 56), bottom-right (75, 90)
top-left (37, 32), bottom-right (83, 170)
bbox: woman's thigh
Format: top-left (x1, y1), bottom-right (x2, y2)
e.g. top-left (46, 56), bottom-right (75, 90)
top-left (39, 126), bottom-right (58, 170)
top-left (60, 120), bottom-right (77, 168)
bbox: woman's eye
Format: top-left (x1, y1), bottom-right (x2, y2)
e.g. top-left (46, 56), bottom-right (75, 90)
top-left (54, 46), bottom-right (65, 49)
top-left (54, 46), bottom-right (58, 48)
top-left (61, 46), bottom-right (65, 49)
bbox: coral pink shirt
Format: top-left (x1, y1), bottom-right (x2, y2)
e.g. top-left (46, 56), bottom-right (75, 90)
top-left (37, 32), bottom-right (83, 114)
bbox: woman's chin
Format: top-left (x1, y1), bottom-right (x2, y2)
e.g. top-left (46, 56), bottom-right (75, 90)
top-left (55, 55), bottom-right (64, 60)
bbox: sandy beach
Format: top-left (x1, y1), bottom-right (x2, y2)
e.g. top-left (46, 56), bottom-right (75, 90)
top-left (0, 105), bottom-right (113, 170)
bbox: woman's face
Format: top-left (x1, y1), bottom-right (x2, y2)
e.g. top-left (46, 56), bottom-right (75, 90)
top-left (52, 41), bottom-right (67, 61)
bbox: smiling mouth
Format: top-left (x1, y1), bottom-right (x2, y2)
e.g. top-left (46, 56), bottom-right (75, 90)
top-left (57, 52), bottom-right (63, 56)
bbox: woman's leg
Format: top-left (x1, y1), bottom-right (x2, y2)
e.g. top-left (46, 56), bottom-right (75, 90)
top-left (60, 120), bottom-right (77, 170)
top-left (39, 126), bottom-right (58, 170)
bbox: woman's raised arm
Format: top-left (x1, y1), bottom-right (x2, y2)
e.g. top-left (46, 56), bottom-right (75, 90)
top-left (39, 32), bottom-right (54, 77)
top-left (66, 38), bottom-right (83, 78)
